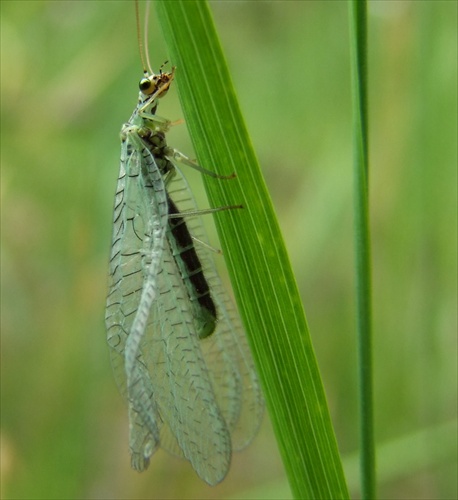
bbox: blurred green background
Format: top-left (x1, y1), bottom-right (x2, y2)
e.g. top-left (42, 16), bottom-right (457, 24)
top-left (1, 1), bottom-right (456, 499)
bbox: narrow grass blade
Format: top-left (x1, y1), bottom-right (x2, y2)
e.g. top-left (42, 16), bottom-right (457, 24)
top-left (348, 1), bottom-right (376, 498)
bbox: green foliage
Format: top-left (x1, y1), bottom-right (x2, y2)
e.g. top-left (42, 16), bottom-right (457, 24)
top-left (349, 1), bottom-right (376, 498)
top-left (156, 1), bottom-right (349, 498)
top-left (1, 1), bottom-right (456, 499)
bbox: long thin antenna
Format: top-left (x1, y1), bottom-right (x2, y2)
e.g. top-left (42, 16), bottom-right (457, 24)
top-left (135, 0), bottom-right (148, 75)
top-left (143, 0), bottom-right (154, 75)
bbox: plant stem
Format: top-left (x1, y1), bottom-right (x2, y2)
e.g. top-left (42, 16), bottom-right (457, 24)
top-left (349, 1), bottom-right (376, 498)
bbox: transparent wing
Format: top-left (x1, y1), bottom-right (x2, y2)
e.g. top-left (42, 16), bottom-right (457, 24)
top-left (141, 241), bottom-right (233, 485)
top-left (165, 165), bottom-right (265, 451)
top-left (105, 131), bottom-right (169, 470)
top-left (106, 129), bottom-right (263, 485)
top-left (106, 133), bottom-right (242, 484)
top-left (139, 165), bottom-right (264, 484)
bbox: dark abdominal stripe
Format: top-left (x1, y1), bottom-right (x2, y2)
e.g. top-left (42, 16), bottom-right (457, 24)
top-left (167, 195), bottom-right (217, 325)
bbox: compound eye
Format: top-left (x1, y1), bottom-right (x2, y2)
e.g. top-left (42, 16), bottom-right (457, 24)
top-left (139, 77), bottom-right (153, 94)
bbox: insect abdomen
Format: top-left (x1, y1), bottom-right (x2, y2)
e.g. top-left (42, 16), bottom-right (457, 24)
top-left (167, 195), bottom-right (217, 338)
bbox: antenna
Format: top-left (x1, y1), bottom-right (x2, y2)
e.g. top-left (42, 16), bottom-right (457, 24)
top-left (143, 1), bottom-right (154, 76)
top-left (135, 0), bottom-right (153, 75)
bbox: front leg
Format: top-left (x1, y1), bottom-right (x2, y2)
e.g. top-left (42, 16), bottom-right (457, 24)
top-left (139, 106), bottom-right (173, 133)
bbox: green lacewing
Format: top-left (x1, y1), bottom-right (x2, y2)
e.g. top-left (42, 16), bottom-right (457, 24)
top-left (104, 2), bottom-right (263, 485)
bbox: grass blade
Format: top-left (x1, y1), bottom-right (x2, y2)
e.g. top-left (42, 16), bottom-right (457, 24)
top-left (348, 1), bottom-right (376, 498)
top-left (155, 1), bottom-right (349, 497)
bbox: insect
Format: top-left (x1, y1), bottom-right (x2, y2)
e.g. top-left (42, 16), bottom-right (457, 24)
top-left (105, 2), bottom-right (263, 486)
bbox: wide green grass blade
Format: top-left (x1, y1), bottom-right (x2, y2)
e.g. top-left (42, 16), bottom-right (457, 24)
top-left (348, 1), bottom-right (376, 499)
top-left (155, 1), bottom-right (349, 498)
